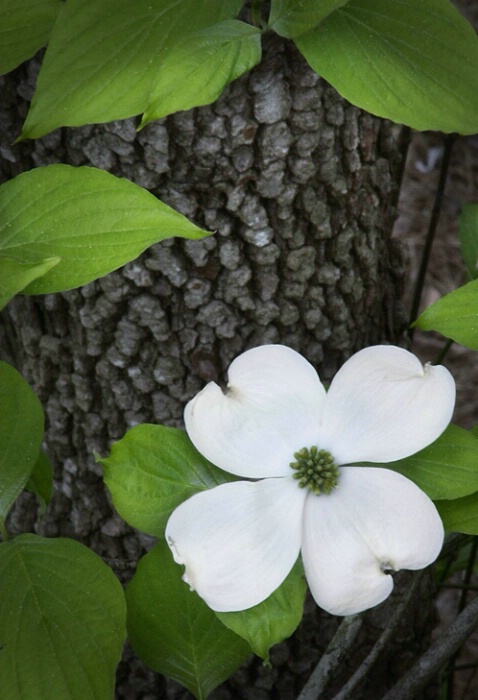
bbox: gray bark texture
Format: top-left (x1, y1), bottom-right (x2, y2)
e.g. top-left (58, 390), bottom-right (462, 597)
top-left (0, 32), bottom-right (435, 700)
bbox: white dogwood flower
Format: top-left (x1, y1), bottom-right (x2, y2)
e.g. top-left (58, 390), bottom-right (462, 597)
top-left (166, 345), bottom-right (455, 616)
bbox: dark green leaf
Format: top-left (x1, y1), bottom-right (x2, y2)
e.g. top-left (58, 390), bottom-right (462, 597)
top-left (0, 362), bottom-right (43, 521)
top-left (25, 451), bottom-right (53, 513)
top-left (269, 0), bottom-right (349, 38)
top-left (384, 425), bottom-right (478, 500)
top-left (21, 0), bottom-right (243, 139)
top-left (0, 165), bottom-right (208, 295)
top-left (414, 279), bottom-right (478, 350)
top-left (0, 255), bottom-right (60, 311)
top-left (0, 0), bottom-right (62, 76)
top-left (294, 0), bottom-right (478, 134)
top-left (460, 204), bottom-right (478, 280)
top-left (101, 424), bottom-right (236, 538)
top-left (216, 558), bottom-right (306, 661)
top-left (141, 20), bottom-right (262, 127)
top-left (436, 493), bottom-right (478, 535)
top-left (126, 541), bottom-right (251, 699)
top-left (0, 534), bottom-right (126, 700)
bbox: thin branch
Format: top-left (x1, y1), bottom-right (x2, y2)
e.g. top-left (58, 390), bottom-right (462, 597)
top-left (434, 338), bottom-right (454, 366)
top-left (296, 613), bottom-right (364, 700)
top-left (446, 536), bottom-right (478, 699)
top-left (382, 595), bottom-right (478, 700)
top-left (408, 133), bottom-right (457, 339)
top-left (330, 571), bottom-right (425, 700)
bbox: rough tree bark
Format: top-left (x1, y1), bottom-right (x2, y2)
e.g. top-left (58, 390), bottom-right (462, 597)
top-left (0, 32), bottom-right (434, 700)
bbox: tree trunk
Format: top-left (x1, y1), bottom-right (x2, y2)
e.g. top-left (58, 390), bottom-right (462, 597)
top-left (0, 33), bottom-right (425, 699)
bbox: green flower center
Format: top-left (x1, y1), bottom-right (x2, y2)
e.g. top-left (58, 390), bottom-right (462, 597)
top-left (290, 446), bottom-right (340, 495)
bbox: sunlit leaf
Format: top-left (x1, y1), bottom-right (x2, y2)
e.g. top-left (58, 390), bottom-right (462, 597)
top-left (0, 534), bottom-right (126, 700)
top-left (294, 0), bottom-right (478, 134)
top-left (126, 541), bottom-right (250, 699)
top-left (141, 20), bottom-right (262, 127)
top-left (101, 425), bottom-right (236, 538)
top-left (0, 165), bottom-right (208, 295)
top-left (0, 255), bottom-right (60, 311)
top-left (21, 0), bottom-right (243, 139)
top-left (0, 0), bottom-right (62, 76)
top-left (414, 280), bottom-right (478, 350)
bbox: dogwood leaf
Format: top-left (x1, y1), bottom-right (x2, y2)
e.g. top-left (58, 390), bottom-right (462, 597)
top-left (141, 20), bottom-right (262, 127)
top-left (0, 256), bottom-right (60, 311)
top-left (414, 280), bottom-right (478, 350)
top-left (25, 451), bottom-right (53, 513)
top-left (0, 534), bottom-right (126, 700)
top-left (21, 0), bottom-right (243, 139)
top-left (0, 362), bottom-right (43, 522)
top-left (216, 558), bottom-right (306, 661)
top-left (269, 0), bottom-right (350, 38)
top-left (0, 165), bottom-right (208, 295)
top-left (294, 0), bottom-right (478, 134)
top-left (101, 425), bottom-right (236, 538)
top-left (384, 425), bottom-right (478, 500)
top-left (126, 541), bottom-right (250, 699)
top-left (435, 493), bottom-right (478, 535)
top-left (0, 0), bottom-right (62, 76)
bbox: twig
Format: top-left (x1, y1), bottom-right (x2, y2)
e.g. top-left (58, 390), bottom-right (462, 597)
top-left (330, 570), bottom-right (425, 700)
top-left (381, 595), bottom-right (478, 700)
top-left (296, 613), bottom-right (364, 700)
top-left (408, 133), bottom-right (456, 338)
top-left (446, 536), bottom-right (478, 699)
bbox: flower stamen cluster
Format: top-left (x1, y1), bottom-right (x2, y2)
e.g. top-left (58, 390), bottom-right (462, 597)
top-left (290, 446), bottom-right (339, 495)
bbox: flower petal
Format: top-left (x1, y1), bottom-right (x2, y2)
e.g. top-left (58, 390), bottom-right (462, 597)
top-left (185, 345), bottom-right (326, 478)
top-left (319, 345), bottom-right (455, 464)
top-left (165, 477), bottom-right (306, 612)
top-left (301, 467), bottom-right (444, 616)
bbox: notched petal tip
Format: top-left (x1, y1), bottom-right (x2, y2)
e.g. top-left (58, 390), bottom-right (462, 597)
top-left (165, 479), bottom-right (305, 613)
top-left (184, 344), bottom-right (326, 478)
top-left (322, 345), bottom-right (456, 464)
top-left (301, 467), bottom-right (444, 616)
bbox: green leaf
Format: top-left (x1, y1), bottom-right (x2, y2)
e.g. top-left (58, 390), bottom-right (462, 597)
top-left (435, 493), bottom-right (478, 535)
top-left (126, 541), bottom-right (251, 700)
top-left (0, 362), bottom-right (43, 522)
top-left (0, 534), bottom-right (126, 700)
top-left (384, 425), bottom-right (478, 501)
top-left (413, 279), bottom-right (478, 350)
top-left (141, 20), bottom-right (262, 127)
top-left (0, 164), bottom-right (208, 295)
top-left (21, 0), bottom-right (243, 139)
top-left (0, 255), bottom-right (60, 311)
top-left (294, 0), bottom-right (478, 134)
top-left (460, 204), bottom-right (478, 280)
top-left (25, 451), bottom-right (53, 513)
top-left (101, 425), bottom-right (236, 538)
top-left (0, 0), bottom-right (62, 76)
top-left (269, 0), bottom-right (350, 38)
top-left (216, 558), bottom-right (306, 661)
